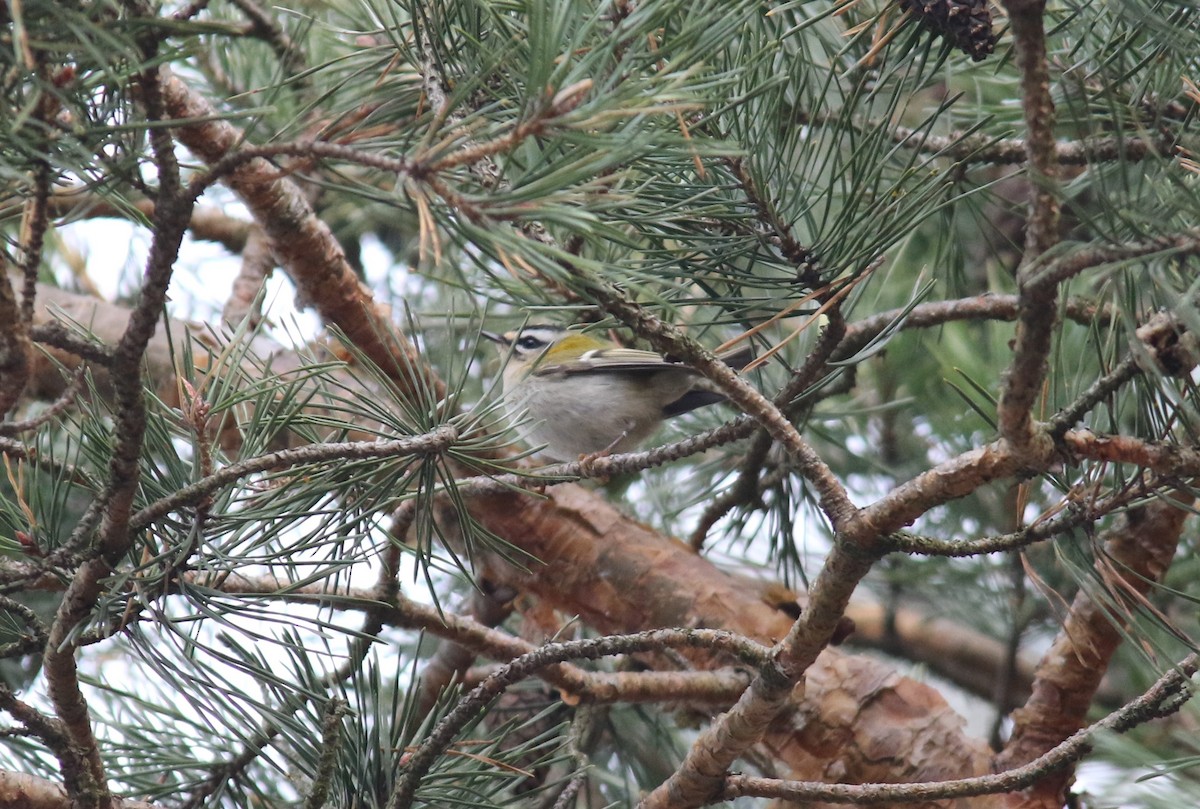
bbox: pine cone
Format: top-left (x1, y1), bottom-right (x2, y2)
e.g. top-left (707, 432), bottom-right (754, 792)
top-left (900, 0), bottom-right (999, 61)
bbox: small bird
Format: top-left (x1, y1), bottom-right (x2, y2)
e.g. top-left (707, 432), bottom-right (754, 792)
top-left (482, 324), bottom-right (752, 461)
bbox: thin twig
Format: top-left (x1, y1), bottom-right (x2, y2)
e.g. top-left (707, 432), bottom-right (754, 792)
top-left (550, 706), bottom-right (596, 809)
top-left (884, 474), bottom-right (1155, 557)
top-left (995, 0), bottom-right (1061, 448)
top-left (19, 61), bottom-right (54, 329)
top-left (0, 366), bottom-right (87, 437)
top-left (690, 311), bottom-right (847, 549)
top-left (1028, 230), bottom-right (1200, 292)
top-left (0, 684), bottom-right (90, 798)
top-left (723, 655), bottom-right (1196, 804)
top-left (809, 109), bottom-right (1186, 166)
top-left (387, 629), bottom-right (773, 809)
top-left (1048, 354), bottom-right (1140, 437)
top-left (129, 425), bottom-right (460, 533)
top-left (725, 156), bottom-right (820, 284)
top-left (302, 698), bottom-right (348, 809)
top-left (580, 282), bottom-right (858, 529)
top-left (211, 573), bottom-right (758, 705)
top-left (227, 0), bottom-right (308, 82)
top-left (29, 322), bottom-right (115, 365)
top-left (996, 493), bottom-right (1195, 801)
top-left (40, 57), bottom-right (194, 808)
top-left (0, 592), bottom-right (48, 657)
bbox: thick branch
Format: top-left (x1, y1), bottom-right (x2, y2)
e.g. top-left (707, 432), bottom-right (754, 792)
top-left (474, 486), bottom-right (993, 808)
top-left (725, 655), bottom-right (1197, 804)
top-left (157, 69), bottom-right (443, 402)
top-left (40, 62), bottom-right (195, 809)
top-left (995, 495), bottom-right (1194, 807)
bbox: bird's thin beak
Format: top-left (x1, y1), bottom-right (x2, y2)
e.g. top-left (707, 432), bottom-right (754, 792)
top-left (480, 330), bottom-right (507, 345)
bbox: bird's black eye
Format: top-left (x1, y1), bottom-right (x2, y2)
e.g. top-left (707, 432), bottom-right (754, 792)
top-left (517, 335), bottom-right (545, 350)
